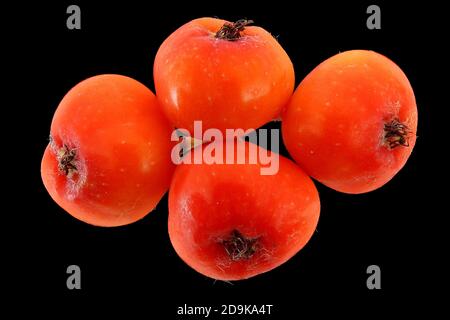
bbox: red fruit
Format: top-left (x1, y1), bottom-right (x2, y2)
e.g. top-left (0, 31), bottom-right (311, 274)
top-left (154, 17), bottom-right (295, 134)
top-left (41, 74), bottom-right (175, 226)
top-left (282, 50), bottom-right (418, 194)
top-left (168, 141), bottom-right (320, 280)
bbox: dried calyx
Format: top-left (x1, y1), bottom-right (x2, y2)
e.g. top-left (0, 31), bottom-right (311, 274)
top-left (215, 19), bottom-right (253, 41)
top-left (384, 118), bottom-right (411, 149)
top-left (54, 142), bottom-right (78, 177)
top-left (221, 229), bottom-right (260, 261)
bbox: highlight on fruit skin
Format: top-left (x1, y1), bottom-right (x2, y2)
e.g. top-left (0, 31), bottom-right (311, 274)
top-left (282, 50), bottom-right (418, 194)
top-left (41, 74), bottom-right (175, 227)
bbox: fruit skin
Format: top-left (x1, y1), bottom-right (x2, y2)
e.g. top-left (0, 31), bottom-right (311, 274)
top-left (154, 17), bottom-right (295, 134)
top-left (168, 142), bottom-right (320, 280)
top-left (41, 74), bottom-right (175, 227)
top-left (282, 50), bottom-right (418, 194)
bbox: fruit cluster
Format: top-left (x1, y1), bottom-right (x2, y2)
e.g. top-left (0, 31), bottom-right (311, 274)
top-left (41, 18), bottom-right (417, 280)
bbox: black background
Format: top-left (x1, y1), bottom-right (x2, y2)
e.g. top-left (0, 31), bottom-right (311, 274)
top-left (6, 1), bottom-right (446, 317)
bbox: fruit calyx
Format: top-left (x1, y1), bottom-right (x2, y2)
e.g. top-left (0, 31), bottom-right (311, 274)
top-left (221, 229), bottom-right (260, 261)
top-left (384, 118), bottom-right (411, 149)
top-left (56, 143), bottom-right (78, 177)
top-left (215, 19), bottom-right (253, 41)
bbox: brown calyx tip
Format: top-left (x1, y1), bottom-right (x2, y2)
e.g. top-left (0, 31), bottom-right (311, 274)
top-left (56, 144), bottom-right (78, 177)
top-left (384, 118), bottom-right (412, 149)
top-left (221, 229), bottom-right (260, 261)
top-left (215, 19), bottom-right (254, 41)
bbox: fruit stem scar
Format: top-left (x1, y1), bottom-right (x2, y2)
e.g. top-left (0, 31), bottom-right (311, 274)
top-left (220, 229), bottom-right (260, 261)
top-left (384, 118), bottom-right (412, 149)
top-left (215, 19), bottom-right (253, 41)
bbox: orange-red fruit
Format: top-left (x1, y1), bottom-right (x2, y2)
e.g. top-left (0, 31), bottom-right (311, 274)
top-left (154, 17), bottom-right (295, 134)
top-left (168, 142), bottom-right (320, 280)
top-left (282, 50), bottom-right (418, 194)
top-left (41, 74), bottom-right (175, 227)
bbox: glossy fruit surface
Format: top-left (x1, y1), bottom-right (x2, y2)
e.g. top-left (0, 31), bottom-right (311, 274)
top-left (154, 18), bottom-right (295, 133)
top-left (41, 74), bottom-right (175, 226)
top-left (168, 142), bottom-right (320, 280)
top-left (282, 50), bottom-right (417, 193)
